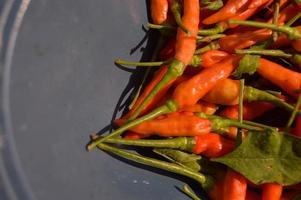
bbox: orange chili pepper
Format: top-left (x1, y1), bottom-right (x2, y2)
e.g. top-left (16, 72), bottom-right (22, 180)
top-left (178, 101), bottom-right (218, 114)
top-left (203, 0), bottom-right (251, 24)
top-left (174, 0), bottom-right (200, 65)
top-left (200, 50), bottom-right (230, 68)
top-left (129, 113), bottom-right (211, 137)
top-left (192, 133), bottom-right (235, 158)
top-left (203, 79), bottom-right (240, 105)
top-left (219, 28), bottom-right (272, 53)
top-left (151, 0), bottom-right (169, 24)
top-left (262, 183), bottom-right (283, 200)
top-left (258, 58), bottom-right (301, 98)
top-left (120, 65), bottom-right (175, 120)
top-left (172, 56), bottom-right (240, 107)
top-left (223, 170), bottom-right (247, 200)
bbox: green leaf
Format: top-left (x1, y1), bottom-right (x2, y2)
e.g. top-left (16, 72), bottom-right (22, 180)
top-left (213, 131), bottom-right (301, 186)
top-left (153, 149), bottom-right (201, 172)
top-left (233, 54), bottom-right (260, 79)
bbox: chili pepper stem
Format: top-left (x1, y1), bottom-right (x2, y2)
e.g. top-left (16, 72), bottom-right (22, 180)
top-left (195, 112), bottom-right (264, 132)
top-left (197, 34), bottom-right (226, 43)
top-left (129, 60), bottom-right (185, 120)
top-left (272, 0), bottom-right (280, 41)
top-left (147, 23), bottom-right (176, 31)
top-left (286, 95), bottom-right (301, 128)
top-left (235, 49), bottom-right (292, 58)
top-left (87, 100), bottom-right (178, 151)
top-left (286, 12), bottom-right (301, 26)
top-left (228, 20), bottom-right (301, 40)
top-left (182, 184), bottom-right (201, 200)
top-left (97, 142), bottom-right (214, 190)
top-left (102, 137), bottom-right (196, 151)
top-left (115, 59), bottom-right (169, 67)
top-left (237, 79), bottom-right (245, 145)
top-left (198, 24), bottom-right (226, 36)
top-left (195, 41), bottom-right (220, 54)
top-left (171, 0), bottom-right (191, 35)
top-left (244, 86), bottom-right (301, 115)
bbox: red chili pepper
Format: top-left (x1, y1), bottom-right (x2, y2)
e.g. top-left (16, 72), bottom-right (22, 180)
top-left (258, 58), bottom-right (301, 98)
top-left (200, 50), bottom-right (230, 68)
top-left (151, 0), bottom-right (169, 24)
top-left (219, 28), bottom-right (272, 53)
top-left (294, 116), bottom-right (301, 136)
top-left (159, 37), bottom-right (176, 60)
top-left (262, 183), bottom-right (283, 200)
top-left (172, 56), bottom-right (240, 107)
top-left (192, 133), bottom-right (235, 158)
top-left (203, 0), bottom-right (251, 25)
top-left (129, 113), bottom-right (211, 137)
top-left (222, 170), bottom-right (248, 200)
top-left (203, 79), bottom-right (240, 105)
top-left (120, 65), bottom-right (176, 120)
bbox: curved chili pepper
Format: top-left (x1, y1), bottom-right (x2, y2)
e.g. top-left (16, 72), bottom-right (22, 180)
top-left (258, 58), bottom-right (301, 98)
top-left (129, 0), bottom-right (200, 120)
top-left (219, 28), bottom-right (272, 53)
top-left (262, 183), bottom-right (283, 200)
top-left (192, 133), bottom-right (235, 157)
top-left (171, 0), bottom-right (190, 34)
top-left (178, 101), bottom-right (218, 114)
top-left (172, 56), bottom-right (240, 107)
top-left (223, 170), bottom-right (247, 200)
top-left (202, 0), bottom-right (251, 24)
top-left (151, 0), bottom-right (169, 24)
top-left (120, 65), bottom-right (175, 120)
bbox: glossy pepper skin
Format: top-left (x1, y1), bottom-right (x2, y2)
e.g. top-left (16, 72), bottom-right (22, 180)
top-left (129, 112), bottom-right (211, 137)
top-left (261, 183), bottom-right (283, 200)
top-left (192, 133), bottom-right (235, 158)
top-left (151, 0), bottom-right (169, 24)
top-left (223, 170), bottom-right (248, 200)
top-left (258, 58), bottom-right (301, 98)
top-left (172, 56), bottom-right (240, 107)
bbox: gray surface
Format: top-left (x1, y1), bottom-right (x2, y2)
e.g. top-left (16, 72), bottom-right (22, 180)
top-left (5, 0), bottom-right (196, 199)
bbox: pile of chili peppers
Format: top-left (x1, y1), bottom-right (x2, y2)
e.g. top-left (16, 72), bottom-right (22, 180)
top-left (87, 0), bottom-right (301, 199)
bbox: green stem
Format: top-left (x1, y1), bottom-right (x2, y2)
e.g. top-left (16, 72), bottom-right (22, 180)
top-left (103, 137), bottom-right (196, 151)
top-left (147, 23), bottom-right (176, 31)
top-left (286, 95), bottom-right (301, 128)
top-left (97, 143), bottom-right (214, 191)
top-left (129, 36), bottom-right (165, 109)
top-left (195, 41), bottom-right (220, 54)
top-left (195, 113), bottom-right (263, 133)
top-left (237, 79), bottom-right (244, 145)
top-left (197, 34), bottom-right (226, 43)
top-left (129, 60), bottom-right (185, 120)
top-left (265, 90), bottom-right (282, 96)
top-left (286, 12), bottom-right (301, 26)
top-left (244, 86), bottom-right (301, 115)
top-left (171, 0), bottom-right (191, 35)
top-left (87, 100), bottom-right (178, 151)
top-left (235, 49), bottom-right (292, 58)
top-left (272, 0), bottom-right (280, 41)
top-left (115, 59), bottom-right (169, 67)
top-left (228, 20), bottom-right (301, 40)
top-left (182, 184), bottom-right (202, 200)
top-left (243, 120), bottom-right (278, 131)
top-left (198, 24), bottom-right (226, 36)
